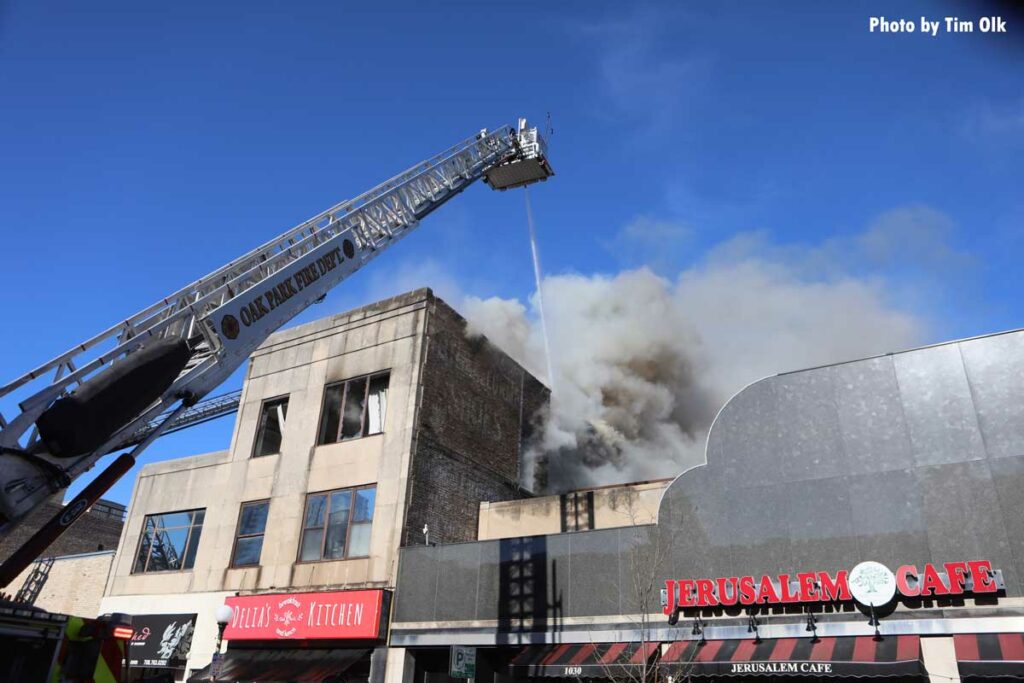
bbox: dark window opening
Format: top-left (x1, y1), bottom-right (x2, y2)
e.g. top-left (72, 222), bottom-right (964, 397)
top-left (317, 373), bottom-right (389, 445)
top-left (253, 396), bottom-right (288, 457)
top-left (560, 491), bottom-right (595, 532)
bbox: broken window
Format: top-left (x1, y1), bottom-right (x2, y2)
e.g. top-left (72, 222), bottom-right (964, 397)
top-left (317, 372), bottom-right (389, 445)
top-left (253, 396), bottom-right (288, 457)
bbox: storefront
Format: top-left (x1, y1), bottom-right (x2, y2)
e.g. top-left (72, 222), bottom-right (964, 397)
top-left (188, 588), bottom-right (389, 682)
top-left (498, 634), bottom-right (1024, 681)
top-left (392, 553), bottom-right (1024, 681)
top-left (389, 330), bottom-right (1024, 683)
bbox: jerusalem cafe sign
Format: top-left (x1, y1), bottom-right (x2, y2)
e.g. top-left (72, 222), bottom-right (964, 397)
top-left (663, 559), bottom-right (1003, 612)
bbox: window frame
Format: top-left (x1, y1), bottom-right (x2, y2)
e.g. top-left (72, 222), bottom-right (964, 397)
top-left (315, 371), bottom-right (390, 446)
top-left (252, 394), bottom-right (290, 458)
top-left (560, 491), bottom-right (595, 532)
top-left (296, 485), bottom-right (376, 563)
top-left (132, 508), bottom-right (206, 574)
top-left (230, 499), bottom-right (270, 568)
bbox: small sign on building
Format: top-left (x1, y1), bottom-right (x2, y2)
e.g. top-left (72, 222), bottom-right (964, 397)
top-left (210, 652), bottom-right (224, 678)
top-left (127, 613), bottom-right (197, 668)
top-left (450, 646), bottom-right (477, 679)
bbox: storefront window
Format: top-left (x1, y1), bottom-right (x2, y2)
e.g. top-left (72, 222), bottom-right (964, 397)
top-left (317, 372), bottom-right (389, 445)
top-left (298, 486), bottom-right (376, 561)
top-left (133, 509), bottom-right (205, 573)
top-left (231, 500), bottom-right (270, 567)
top-left (253, 396), bottom-right (288, 457)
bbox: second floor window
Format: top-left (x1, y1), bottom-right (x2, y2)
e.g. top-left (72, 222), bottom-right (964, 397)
top-left (231, 500), bottom-right (270, 567)
top-left (253, 396), bottom-right (288, 457)
top-left (317, 373), bottom-right (389, 445)
top-left (298, 486), bottom-right (376, 561)
top-left (133, 509), bottom-right (205, 573)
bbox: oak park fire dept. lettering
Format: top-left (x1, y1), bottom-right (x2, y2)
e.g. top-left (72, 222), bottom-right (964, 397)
top-left (237, 247), bottom-right (344, 328)
top-left (664, 560), bottom-right (997, 612)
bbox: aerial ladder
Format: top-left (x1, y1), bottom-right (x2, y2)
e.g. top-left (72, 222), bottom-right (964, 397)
top-left (0, 118), bottom-right (553, 585)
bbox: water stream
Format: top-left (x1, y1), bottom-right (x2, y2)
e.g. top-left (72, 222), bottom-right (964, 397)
top-left (524, 187), bottom-right (555, 392)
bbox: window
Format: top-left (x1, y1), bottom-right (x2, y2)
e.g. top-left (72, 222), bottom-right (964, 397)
top-left (317, 373), bottom-right (389, 445)
top-left (133, 509), bottom-right (205, 573)
top-left (231, 500), bottom-right (270, 567)
top-left (560, 491), bottom-right (594, 532)
top-left (253, 396), bottom-right (289, 457)
top-left (298, 486), bottom-right (376, 561)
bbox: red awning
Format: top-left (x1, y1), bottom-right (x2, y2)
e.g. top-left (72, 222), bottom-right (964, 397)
top-left (954, 633), bottom-right (1024, 678)
top-left (510, 642), bottom-right (659, 678)
top-left (661, 636), bottom-right (922, 677)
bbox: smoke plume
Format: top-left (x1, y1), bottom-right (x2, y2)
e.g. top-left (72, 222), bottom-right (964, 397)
top-left (464, 233), bottom-right (930, 492)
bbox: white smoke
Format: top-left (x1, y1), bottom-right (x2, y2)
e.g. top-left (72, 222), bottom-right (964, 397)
top-left (463, 231), bottom-right (931, 492)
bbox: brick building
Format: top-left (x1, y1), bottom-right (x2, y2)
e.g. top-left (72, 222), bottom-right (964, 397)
top-left (0, 496), bottom-right (125, 560)
top-left (0, 497), bottom-right (125, 616)
top-left (5, 550), bottom-right (116, 616)
top-left (98, 289), bottom-right (547, 681)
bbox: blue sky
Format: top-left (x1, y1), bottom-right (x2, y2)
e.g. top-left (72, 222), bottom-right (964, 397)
top-left (1, 1), bottom-right (1021, 503)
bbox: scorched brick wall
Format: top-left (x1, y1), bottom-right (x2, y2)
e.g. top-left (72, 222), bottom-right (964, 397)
top-left (403, 293), bottom-right (548, 546)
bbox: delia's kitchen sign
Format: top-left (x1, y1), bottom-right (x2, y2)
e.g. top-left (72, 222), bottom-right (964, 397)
top-left (663, 560), bottom-right (1001, 612)
top-left (223, 589), bottom-right (383, 640)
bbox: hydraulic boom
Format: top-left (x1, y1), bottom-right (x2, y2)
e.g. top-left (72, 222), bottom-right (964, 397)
top-left (0, 118), bottom-right (553, 533)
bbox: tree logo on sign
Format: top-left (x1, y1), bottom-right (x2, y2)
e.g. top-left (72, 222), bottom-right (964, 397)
top-left (848, 561), bottom-right (897, 606)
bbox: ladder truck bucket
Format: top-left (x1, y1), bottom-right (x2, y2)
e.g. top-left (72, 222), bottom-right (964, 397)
top-left (484, 119), bottom-right (555, 191)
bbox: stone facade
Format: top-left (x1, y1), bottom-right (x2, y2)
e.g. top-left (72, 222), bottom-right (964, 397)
top-left (99, 289), bottom-right (547, 678)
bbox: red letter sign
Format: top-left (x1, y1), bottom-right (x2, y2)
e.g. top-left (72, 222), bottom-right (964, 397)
top-left (223, 590), bottom-right (383, 640)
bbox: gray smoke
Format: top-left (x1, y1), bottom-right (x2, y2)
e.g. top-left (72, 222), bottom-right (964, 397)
top-left (464, 246), bottom-right (927, 492)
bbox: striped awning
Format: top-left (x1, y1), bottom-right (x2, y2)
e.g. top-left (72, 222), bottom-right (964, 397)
top-left (510, 642), bottom-right (659, 678)
top-left (661, 636), bottom-right (922, 678)
top-left (954, 633), bottom-right (1024, 678)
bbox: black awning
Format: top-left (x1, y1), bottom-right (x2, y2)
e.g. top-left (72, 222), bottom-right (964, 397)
top-left (954, 633), bottom-right (1024, 679)
top-left (661, 636), bottom-right (923, 678)
top-left (188, 648), bottom-right (369, 683)
top-left (510, 642), bottom-right (659, 678)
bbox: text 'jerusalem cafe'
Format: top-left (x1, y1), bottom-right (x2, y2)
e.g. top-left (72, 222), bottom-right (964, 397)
top-left (388, 331), bottom-right (1024, 682)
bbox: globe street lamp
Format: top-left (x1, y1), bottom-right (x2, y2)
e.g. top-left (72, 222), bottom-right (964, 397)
top-left (212, 605), bottom-right (234, 682)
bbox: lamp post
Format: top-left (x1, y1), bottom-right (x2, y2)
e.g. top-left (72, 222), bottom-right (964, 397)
top-left (212, 605), bottom-right (234, 682)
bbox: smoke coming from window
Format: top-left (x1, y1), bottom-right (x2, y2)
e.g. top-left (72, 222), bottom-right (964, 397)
top-left (464, 248), bottom-right (928, 492)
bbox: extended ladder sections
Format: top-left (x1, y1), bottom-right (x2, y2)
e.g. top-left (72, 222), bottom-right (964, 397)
top-left (0, 119), bottom-right (553, 526)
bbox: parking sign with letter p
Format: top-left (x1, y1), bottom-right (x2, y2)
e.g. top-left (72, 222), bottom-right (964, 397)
top-left (450, 646), bottom-right (477, 678)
